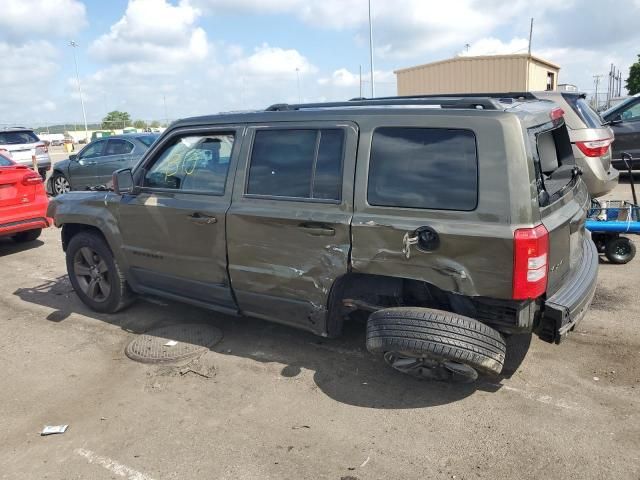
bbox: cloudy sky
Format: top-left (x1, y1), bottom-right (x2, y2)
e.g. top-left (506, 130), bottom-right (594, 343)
top-left (1, 0), bottom-right (639, 126)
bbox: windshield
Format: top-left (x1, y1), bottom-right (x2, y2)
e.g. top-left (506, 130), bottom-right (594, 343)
top-left (0, 131), bottom-right (40, 145)
top-left (137, 135), bottom-right (159, 147)
top-left (562, 94), bottom-right (603, 128)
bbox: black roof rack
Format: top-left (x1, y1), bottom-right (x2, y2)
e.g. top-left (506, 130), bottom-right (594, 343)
top-left (266, 97), bottom-right (504, 112)
top-left (360, 92), bottom-right (538, 102)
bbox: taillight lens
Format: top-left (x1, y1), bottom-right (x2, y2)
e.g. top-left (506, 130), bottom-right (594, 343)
top-left (550, 107), bottom-right (565, 121)
top-left (22, 171), bottom-right (43, 186)
top-left (513, 224), bottom-right (549, 300)
top-left (35, 143), bottom-right (48, 154)
top-left (575, 139), bottom-right (611, 157)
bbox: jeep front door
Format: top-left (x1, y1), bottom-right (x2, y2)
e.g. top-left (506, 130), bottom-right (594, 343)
top-left (117, 128), bottom-right (241, 309)
top-left (226, 123), bottom-right (357, 332)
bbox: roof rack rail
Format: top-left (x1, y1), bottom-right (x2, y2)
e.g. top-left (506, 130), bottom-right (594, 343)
top-left (266, 97), bottom-right (503, 111)
top-left (359, 92), bottom-right (538, 101)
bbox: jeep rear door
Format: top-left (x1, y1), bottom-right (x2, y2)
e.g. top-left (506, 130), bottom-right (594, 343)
top-left (117, 126), bottom-right (242, 310)
top-left (226, 122), bottom-right (357, 332)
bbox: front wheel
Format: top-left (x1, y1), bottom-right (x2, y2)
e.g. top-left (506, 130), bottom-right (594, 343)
top-left (366, 307), bottom-right (506, 382)
top-left (66, 231), bottom-right (134, 313)
top-left (51, 173), bottom-right (71, 196)
top-left (605, 237), bottom-right (636, 264)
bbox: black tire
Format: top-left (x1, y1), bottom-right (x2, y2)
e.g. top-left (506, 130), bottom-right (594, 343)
top-left (366, 307), bottom-right (506, 378)
top-left (51, 173), bottom-right (71, 196)
top-left (12, 229), bottom-right (42, 243)
top-left (605, 237), bottom-right (636, 264)
top-left (66, 231), bottom-right (134, 313)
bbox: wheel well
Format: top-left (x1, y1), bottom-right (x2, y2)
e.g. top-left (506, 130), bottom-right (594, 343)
top-left (61, 224), bottom-right (106, 251)
top-left (326, 273), bottom-right (532, 337)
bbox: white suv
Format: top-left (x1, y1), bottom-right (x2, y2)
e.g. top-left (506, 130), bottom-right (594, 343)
top-left (0, 128), bottom-right (51, 179)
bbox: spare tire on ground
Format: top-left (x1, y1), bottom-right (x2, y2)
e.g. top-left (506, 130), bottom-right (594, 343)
top-left (366, 307), bottom-right (506, 382)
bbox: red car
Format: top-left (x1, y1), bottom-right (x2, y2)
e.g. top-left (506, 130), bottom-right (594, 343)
top-left (0, 151), bottom-right (51, 243)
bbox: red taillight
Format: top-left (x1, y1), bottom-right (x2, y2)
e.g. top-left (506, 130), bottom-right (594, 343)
top-left (22, 171), bottom-right (43, 186)
top-left (550, 108), bottom-right (565, 121)
top-left (575, 139), bottom-right (611, 157)
top-left (513, 224), bottom-right (549, 300)
top-left (35, 143), bottom-right (48, 154)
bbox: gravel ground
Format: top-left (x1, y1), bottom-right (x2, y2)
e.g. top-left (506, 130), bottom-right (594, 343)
top-left (0, 175), bottom-right (638, 480)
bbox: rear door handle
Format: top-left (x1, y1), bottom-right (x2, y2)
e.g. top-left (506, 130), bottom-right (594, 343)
top-left (298, 222), bottom-right (335, 236)
top-left (188, 212), bottom-right (217, 225)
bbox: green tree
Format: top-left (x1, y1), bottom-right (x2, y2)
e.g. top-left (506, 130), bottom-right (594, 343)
top-left (133, 119), bottom-right (148, 129)
top-left (149, 120), bottom-right (161, 128)
top-left (102, 111), bottom-right (132, 129)
top-left (626, 54), bottom-right (640, 95)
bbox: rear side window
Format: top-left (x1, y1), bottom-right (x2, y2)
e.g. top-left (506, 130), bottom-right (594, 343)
top-left (562, 94), bottom-right (603, 129)
top-left (0, 131), bottom-right (40, 145)
top-left (104, 139), bottom-right (134, 156)
top-left (368, 127), bottom-right (478, 211)
top-left (247, 129), bottom-right (344, 200)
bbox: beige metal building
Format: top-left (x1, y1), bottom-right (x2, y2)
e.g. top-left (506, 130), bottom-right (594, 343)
top-left (395, 54), bottom-right (560, 96)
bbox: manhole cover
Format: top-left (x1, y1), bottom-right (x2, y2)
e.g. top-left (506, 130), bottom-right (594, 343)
top-left (125, 324), bottom-right (223, 364)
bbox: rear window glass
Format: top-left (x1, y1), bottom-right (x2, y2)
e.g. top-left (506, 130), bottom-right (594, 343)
top-left (368, 127), bottom-right (478, 211)
top-left (563, 95), bottom-right (603, 128)
top-left (247, 129), bottom-right (344, 200)
top-left (0, 154), bottom-right (13, 167)
top-left (0, 131), bottom-right (40, 145)
top-left (137, 135), bottom-right (159, 147)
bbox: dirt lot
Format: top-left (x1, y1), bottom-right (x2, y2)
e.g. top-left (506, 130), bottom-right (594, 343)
top-left (1, 176), bottom-right (639, 480)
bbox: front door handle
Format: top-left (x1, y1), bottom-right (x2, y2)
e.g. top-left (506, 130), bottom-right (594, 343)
top-left (188, 212), bottom-right (217, 225)
top-left (298, 222), bottom-right (335, 236)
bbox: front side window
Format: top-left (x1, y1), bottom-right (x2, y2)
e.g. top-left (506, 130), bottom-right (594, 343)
top-left (143, 133), bottom-right (234, 194)
top-left (247, 128), bottom-right (344, 200)
top-left (621, 101), bottom-right (640, 122)
top-left (80, 140), bottom-right (106, 159)
top-left (368, 127), bottom-right (478, 211)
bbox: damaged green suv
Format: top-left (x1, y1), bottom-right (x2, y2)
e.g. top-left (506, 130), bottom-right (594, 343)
top-left (48, 97), bottom-right (598, 382)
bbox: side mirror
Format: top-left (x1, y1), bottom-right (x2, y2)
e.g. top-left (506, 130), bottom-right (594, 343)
top-left (608, 114), bottom-right (623, 125)
top-left (69, 154), bottom-right (78, 161)
top-left (113, 168), bottom-right (136, 195)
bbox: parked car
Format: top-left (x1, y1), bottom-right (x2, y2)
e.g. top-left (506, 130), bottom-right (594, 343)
top-left (48, 97), bottom-right (597, 382)
top-left (602, 93), bottom-right (640, 170)
top-left (0, 152), bottom-right (50, 243)
top-left (0, 128), bottom-right (51, 180)
top-left (48, 133), bottom-right (159, 195)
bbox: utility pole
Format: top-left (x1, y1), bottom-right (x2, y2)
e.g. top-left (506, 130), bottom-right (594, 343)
top-left (359, 64), bottom-right (363, 98)
top-left (593, 74), bottom-right (603, 110)
top-left (368, 0), bottom-right (375, 98)
top-left (528, 17), bottom-right (534, 55)
top-left (69, 41), bottom-right (89, 143)
top-left (163, 95), bottom-right (168, 127)
top-left (464, 43), bottom-right (470, 53)
top-left (296, 67), bottom-right (301, 103)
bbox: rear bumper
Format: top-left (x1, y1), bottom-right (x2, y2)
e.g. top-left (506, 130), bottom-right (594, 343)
top-left (541, 236), bottom-right (598, 343)
top-left (0, 217), bottom-right (50, 237)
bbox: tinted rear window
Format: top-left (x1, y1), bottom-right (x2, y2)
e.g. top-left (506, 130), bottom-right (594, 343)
top-left (0, 155), bottom-right (13, 167)
top-left (247, 129), bottom-right (344, 200)
top-left (137, 135), bottom-right (159, 147)
top-left (368, 128), bottom-right (478, 211)
top-left (0, 131), bottom-right (40, 145)
top-left (563, 94), bottom-right (603, 128)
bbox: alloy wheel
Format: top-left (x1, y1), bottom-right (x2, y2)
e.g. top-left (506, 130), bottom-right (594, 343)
top-left (54, 176), bottom-right (70, 195)
top-left (383, 351), bottom-right (478, 383)
top-left (73, 247), bottom-right (111, 302)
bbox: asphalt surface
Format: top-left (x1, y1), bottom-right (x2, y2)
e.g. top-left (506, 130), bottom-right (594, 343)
top-left (0, 166), bottom-right (639, 480)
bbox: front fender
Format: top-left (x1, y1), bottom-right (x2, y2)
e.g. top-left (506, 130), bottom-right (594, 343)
top-left (48, 191), bottom-right (127, 266)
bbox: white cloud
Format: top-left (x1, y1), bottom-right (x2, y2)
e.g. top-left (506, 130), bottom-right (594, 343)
top-left (319, 68), bottom-right (394, 88)
top-left (0, 0), bottom-right (87, 42)
top-left (229, 44), bottom-right (316, 78)
top-left (90, 0), bottom-right (208, 65)
top-left (458, 38), bottom-right (529, 57)
top-left (0, 41), bottom-right (60, 122)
